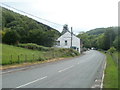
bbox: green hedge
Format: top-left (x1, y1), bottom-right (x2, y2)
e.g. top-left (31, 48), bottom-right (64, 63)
top-left (17, 43), bottom-right (50, 51)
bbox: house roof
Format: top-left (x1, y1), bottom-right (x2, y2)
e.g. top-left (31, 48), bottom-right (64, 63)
top-left (57, 31), bottom-right (80, 40)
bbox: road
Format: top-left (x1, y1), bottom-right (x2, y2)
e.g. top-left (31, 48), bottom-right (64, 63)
top-left (2, 50), bottom-right (106, 88)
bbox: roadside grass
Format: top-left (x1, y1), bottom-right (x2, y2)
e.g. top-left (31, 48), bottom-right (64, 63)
top-left (1, 44), bottom-right (80, 65)
top-left (103, 52), bottom-right (118, 88)
top-left (2, 44), bottom-right (45, 65)
top-left (119, 52), bottom-right (120, 89)
top-left (112, 52), bottom-right (118, 65)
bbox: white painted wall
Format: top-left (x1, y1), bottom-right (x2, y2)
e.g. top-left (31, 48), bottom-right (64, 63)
top-left (55, 32), bottom-right (81, 53)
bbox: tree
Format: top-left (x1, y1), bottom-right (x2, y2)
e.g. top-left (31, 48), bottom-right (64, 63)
top-left (44, 30), bottom-right (57, 47)
top-left (113, 36), bottom-right (120, 51)
top-left (96, 34), bottom-right (105, 49)
top-left (2, 7), bottom-right (60, 46)
top-left (27, 29), bottom-right (58, 47)
top-left (77, 33), bottom-right (92, 48)
top-left (3, 30), bottom-right (20, 44)
top-left (77, 27), bottom-right (118, 50)
top-left (108, 47), bottom-right (116, 54)
top-left (103, 28), bottom-right (116, 50)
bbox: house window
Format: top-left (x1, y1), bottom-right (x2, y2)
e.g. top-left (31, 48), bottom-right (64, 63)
top-left (65, 40), bottom-right (67, 45)
top-left (57, 41), bottom-right (60, 46)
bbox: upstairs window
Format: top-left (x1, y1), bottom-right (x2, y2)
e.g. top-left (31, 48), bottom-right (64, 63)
top-left (65, 40), bottom-right (67, 45)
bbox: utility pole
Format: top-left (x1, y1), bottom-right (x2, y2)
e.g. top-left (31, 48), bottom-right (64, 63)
top-left (71, 27), bottom-right (73, 48)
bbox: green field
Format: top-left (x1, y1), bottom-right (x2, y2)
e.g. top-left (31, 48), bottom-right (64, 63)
top-left (2, 44), bottom-right (47, 65)
top-left (1, 44), bottom-right (79, 65)
top-left (103, 52), bottom-right (118, 88)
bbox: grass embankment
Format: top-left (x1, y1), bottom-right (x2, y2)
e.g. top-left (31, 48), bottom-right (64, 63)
top-left (103, 52), bottom-right (118, 88)
top-left (1, 44), bottom-right (79, 65)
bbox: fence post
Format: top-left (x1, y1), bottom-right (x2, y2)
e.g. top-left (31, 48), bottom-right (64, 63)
top-left (10, 55), bottom-right (12, 64)
top-left (25, 55), bottom-right (27, 62)
top-left (31, 54), bottom-right (34, 62)
top-left (53, 52), bottom-right (54, 58)
top-left (38, 55), bottom-right (40, 61)
top-left (56, 52), bottom-right (58, 58)
top-left (18, 55), bottom-right (20, 64)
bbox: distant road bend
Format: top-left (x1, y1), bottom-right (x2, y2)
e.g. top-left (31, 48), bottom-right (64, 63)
top-left (2, 50), bottom-right (106, 88)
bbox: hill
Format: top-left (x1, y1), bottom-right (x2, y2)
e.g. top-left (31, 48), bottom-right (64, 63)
top-left (86, 27), bottom-right (118, 35)
top-left (86, 28), bottom-right (106, 35)
top-left (1, 7), bottom-right (60, 47)
top-left (77, 27), bottom-right (119, 51)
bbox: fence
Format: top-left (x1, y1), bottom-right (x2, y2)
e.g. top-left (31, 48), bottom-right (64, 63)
top-left (2, 51), bottom-right (65, 65)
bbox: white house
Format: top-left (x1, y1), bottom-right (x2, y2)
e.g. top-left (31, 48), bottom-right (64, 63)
top-left (55, 25), bottom-right (81, 53)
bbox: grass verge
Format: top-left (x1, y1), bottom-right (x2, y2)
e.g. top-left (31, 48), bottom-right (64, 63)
top-left (1, 44), bottom-right (80, 65)
top-left (103, 52), bottom-right (118, 88)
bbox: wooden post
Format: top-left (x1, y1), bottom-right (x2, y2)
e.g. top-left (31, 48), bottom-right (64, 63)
top-left (18, 55), bottom-right (20, 63)
top-left (53, 52), bottom-right (55, 58)
top-left (71, 27), bottom-right (73, 48)
top-left (10, 55), bottom-right (12, 64)
top-left (33, 54), bottom-right (34, 61)
top-left (25, 55), bottom-right (27, 62)
top-left (39, 55), bottom-right (40, 61)
top-left (54, 52), bottom-right (56, 58)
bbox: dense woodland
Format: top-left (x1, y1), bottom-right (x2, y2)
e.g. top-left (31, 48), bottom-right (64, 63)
top-left (1, 7), bottom-right (60, 47)
top-left (77, 27), bottom-right (120, 51)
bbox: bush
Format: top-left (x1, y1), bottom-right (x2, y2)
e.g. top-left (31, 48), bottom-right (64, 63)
top-left (3, 30), bottom-right (20, 45)
top-left (17, 43), bottom-right (50, 51)
top-left (108, 47), bottom-right (116, 54)
top-left (60, 48), bottom-right (80, 57)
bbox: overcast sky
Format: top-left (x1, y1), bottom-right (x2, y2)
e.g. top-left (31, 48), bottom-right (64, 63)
top-left (1, 0), bottom-right (119, 34)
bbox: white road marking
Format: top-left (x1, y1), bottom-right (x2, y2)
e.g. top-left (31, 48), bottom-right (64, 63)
top-left (91, 56), bottom-right (106, 88)
top-left (91, 85), bottom-right (101, 88)
top-left (101, 57), bottom-right (106, 88)
top-left (95, 79), bottom-right (97, 82)
top-left (58, 65), bottom-right (74, 73)
top-left (16, 76), bottom-right (47, 88)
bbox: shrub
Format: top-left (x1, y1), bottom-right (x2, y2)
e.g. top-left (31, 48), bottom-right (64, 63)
top-left (3, 30), bottom-right (20, 45)
top-left (108, 47), bottom-right (116, 54)
top-left (17, 43), bottom-right (50, 51)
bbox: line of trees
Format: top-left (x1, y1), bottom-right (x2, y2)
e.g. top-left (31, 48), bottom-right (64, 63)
top-left (1, 7), bottom-right (60, 47)
top-left (77, 27), bottom-right (120, 51)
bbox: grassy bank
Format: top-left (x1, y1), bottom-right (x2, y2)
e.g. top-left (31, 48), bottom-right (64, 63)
top-left (1, 44), bottom-right (79, 65)
top-left (103, 52), bottom-right (118, 88)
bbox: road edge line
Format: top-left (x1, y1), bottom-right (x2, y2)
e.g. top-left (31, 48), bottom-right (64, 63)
top-left (100, 56), bottom-right (107, 88)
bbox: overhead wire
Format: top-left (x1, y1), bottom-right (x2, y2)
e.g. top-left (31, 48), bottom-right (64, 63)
top-left (1, 3), bottom-right (63, 27)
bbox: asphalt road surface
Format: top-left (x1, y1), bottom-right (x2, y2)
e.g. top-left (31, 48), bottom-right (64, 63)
top-left (2, 50), bottom-right (106, 88)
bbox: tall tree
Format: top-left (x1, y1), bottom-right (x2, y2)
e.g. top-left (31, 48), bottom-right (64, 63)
top-left (103, 28), bottom-right (116, 50)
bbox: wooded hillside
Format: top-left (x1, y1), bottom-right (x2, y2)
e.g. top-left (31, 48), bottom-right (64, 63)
top-left (77, 27), bottom-right (120, 51)
top-left (1, 7), bottom-right (60, 47)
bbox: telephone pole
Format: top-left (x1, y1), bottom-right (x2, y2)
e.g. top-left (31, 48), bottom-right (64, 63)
top-left (71, 27), bottom-right (73, 48)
